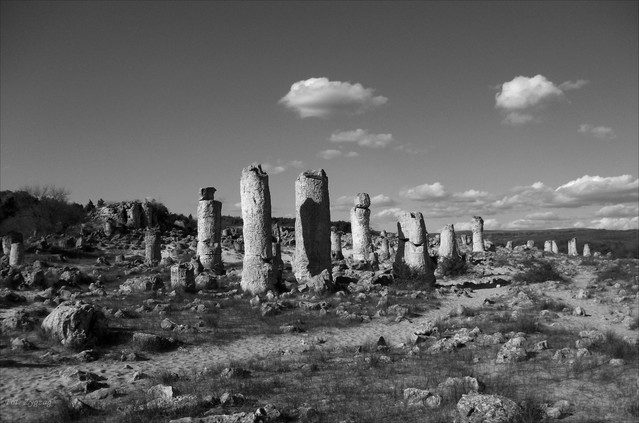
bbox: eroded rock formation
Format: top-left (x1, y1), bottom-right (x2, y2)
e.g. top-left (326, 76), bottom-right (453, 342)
top-left (351, 193), bottom-right (372, 262)
top-left (395, 212), bottom-right (435, 285)
top-left (197, 187), bottom-right (223, 273)
top-left (471, 216), bottom-right (484, 253)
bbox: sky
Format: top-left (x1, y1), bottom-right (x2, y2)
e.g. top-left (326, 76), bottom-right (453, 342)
top-left (1, 1), bottom-right (638, 233)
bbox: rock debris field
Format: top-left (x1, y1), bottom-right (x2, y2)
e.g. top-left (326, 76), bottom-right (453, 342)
top-left (1, 166), bottom-right (638, 423)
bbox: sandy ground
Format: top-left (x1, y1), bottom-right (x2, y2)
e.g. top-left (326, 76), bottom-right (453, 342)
top-left (0, 262), bottom-right (636, 422)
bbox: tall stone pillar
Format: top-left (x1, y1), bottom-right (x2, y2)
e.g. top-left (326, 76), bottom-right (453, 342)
top-left (127, 202), bottom-right (143, 228)
top-left (2, 232), bottom-right (22, 256)
top-left (9, 242), bottom-right (24, 267)
top-left (568, 238), bottom-right (578, 256)
top-left (438, 224), bottom-right (461, 260)
top-left (240, 164), bottom-right (275, 294)
top-left (526, 240), bottom-right (535, 249)
top-left (551, 240), bottom-right (559, 254)
top-left (505, 241), bottom-right (513, 251)
top-left (197, 187), bottom-right (223, 274)
top-left (544, 240), bottom-right (552, 252)
top-left (330, 227), bottom-right (344, 260)
top-left (583, 243), bottom-right (591, 257)
top-left (471, 216), bottom-right (485, 252)
top-left (350, 193), bottom-right (372, 262)
top-left (145, 229), bottom-right (161, 265)
top-left (379, 230), bottom-right (390, 261)
top-left (293, 170), bottom-right (332, 286)
top-left (395, 212), bottom-right (435, 285)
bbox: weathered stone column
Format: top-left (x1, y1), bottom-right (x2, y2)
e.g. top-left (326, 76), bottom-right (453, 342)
top-left (127, 202), bottom-right (143, 228)
top-left (145, 229), bottom-right (161, 265)
top-left (551, 240), bottom-right (559, 254)
top-left (272, 223), bottom-right (284, 283)
top-left (197, 187), bottom-right (223, 274)
top-left (438, 224), bottom-right (461, 260)
top-left (240, 164), bottom-right (275, 294)
top-left (350, 193), bottom-right (372, 262)
top-left (582, 243), bottom-right (591, 257)
top-left (9, 242), bottom-right (24, 267)
top-left (170, 263), bottom-right (195, 292)
top-left (330, 226), bottom-right (344, 260)
top-left (471, 216), bottom-right (485, 252)
top-left (460, 234), bottom-right (469, 247)
top-left (567, 238), bottom-right (578, 256)
top-left (544, 240), bottom-right (552, 252)
top-left (104, 220), bottom-right (114, 237)
top-left (293, 170), bottom-right (332, 287)
top-left (505, 241), bottom-right (513, 251)
top-left (2, 232), bottom-right (22, 256)
top-left (379, 230), bottom-right (390, 261)
top-left (526, 240), bottom-right (535, 249)
top-left (142, 201), bottom-right (157, 228)
top-left (395, 212), bottom-right (435, 285)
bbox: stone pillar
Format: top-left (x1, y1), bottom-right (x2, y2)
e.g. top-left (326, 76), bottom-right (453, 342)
top-left (240, 164), bottom-right (275, 294)
top-left (379, 230), bottom-right (390, 261)
top-left (170, 263), bottom-right (195, 292)
top-left (293, 170), bottom-right (332, 285)
top-left (582, 243), bottom-right (591, 257)
top-left (9, 242), bottom-right (24, 267)
top-left (330, 226), bottom-right (344, 260)
top-left (551, 240), bottom-right (559, 254)
top-left (142, 201), bottom-right (157, 228)
top-left (526, 240), bottom-right (535, 249)
top-left (350, 193), bottom-right (372, 262)
top-left (438, 224), bottom-right (461, 260)
top-left (395, 212), bottom-right (435, 285)
top-left (127, 202), bottom-right (143, 228)
top-left (272, 223), bottom-right (284, 283)
top-left (471, 216), bottom-right (484, 252)
top-left (568, 238), bottom-right (578, 256)
top-left (104, 220), bottom-right (114, 237)
top-left (505, 241), bottom-right (513, 251)
top-left (544, 240), bottom-right (552, 252)
top-left (197, 187), bottom-right (223, 274)
top-left (2, 232), bottom-right (22, 256)
top-left (145, 229), bottom-right (162, 265)
top-left (460, 234), bottom-right (468, 247)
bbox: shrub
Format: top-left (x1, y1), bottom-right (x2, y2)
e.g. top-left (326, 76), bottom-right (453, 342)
top-left (437, 256), bottom-right (468, 277)
top-left (589, 330), bottom-right (639, 360)
top-left (596, 264), bottom-right (637, 283)
top-left (513, 259), bottom-right (565, 284)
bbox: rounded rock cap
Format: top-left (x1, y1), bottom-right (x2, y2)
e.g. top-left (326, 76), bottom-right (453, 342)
top-left (354, 193), bottom-right (370, 208)
top-left (200, 187), bottom-right (216, 201)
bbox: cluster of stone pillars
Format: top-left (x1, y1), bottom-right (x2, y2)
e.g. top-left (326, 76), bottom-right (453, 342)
top-left (394, 212), bottom-right (435, 285)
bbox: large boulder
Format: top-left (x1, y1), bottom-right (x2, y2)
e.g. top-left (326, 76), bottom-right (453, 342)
top-left (456, 393), bottom-right (522, 423)
top-left (41, 302), bottom-right (106, 349)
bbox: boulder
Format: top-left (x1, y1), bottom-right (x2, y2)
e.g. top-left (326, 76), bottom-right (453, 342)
top-left (41, 302), bottom-right (106, 349)
top-left (456, 393), bottom-right (522, 423)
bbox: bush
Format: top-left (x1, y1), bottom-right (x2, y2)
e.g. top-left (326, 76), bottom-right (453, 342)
top-left (590, 330), bottom-right (639, 361)
top-left (596, 263), bottom-right (637, 283)
top-left (513, 259), bottom-right (565, 284)
top-left (437, 256), bottom-right (468, 276)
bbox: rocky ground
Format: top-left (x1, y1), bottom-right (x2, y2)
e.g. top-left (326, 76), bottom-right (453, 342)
top-left (0, 229), bottom-right (637, 423)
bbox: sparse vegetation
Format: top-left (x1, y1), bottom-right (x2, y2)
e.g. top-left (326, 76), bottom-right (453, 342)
top-left (512, 258), bottom-right (566, 284)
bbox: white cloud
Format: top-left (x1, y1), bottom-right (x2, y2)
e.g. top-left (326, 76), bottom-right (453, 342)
top-left (373, 207), bottom-right (407, 222)
top-left (559, 79), bottom-right (589, 90)
top-left (399, 182), bottom-right (448, 201)
top-left (370, 194), bottom-right (397, 207)
top-left (523, 211), bottom-right (560, 220)
top-left (261, 159), bottom-right (306, 175)
top-left (316, 149), bottom-right (358, 160)
top-left (595, 204), bottom-right (639, 218)
top-left (578, 124), bottom-right (616, 140)
top-left (588, 217), bottom-right (639, 230)
top-left (453, 219), bottom-right (501, 231)
top-left (279, 77), bottom-right (387, 118)
top-left (495, 74), bottom-right (585, 125)
top-left (330, 129), bottom-right (394, 148)
top-left (394, 144), bottom-right (429, 155)
top-left (554, 175), bottom-right (639, 205)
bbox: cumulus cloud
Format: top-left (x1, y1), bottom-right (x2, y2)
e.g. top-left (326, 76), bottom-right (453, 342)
top-left (261, 159), bottom-right (306, 174)
top-left (330, 129), bottom-right (394, 148)
top-left (370, 194), bottom-right (397, 207)
top-left (595, 204), bottom-right (639, 218)
top-left (495, 74), bottom-right (586, 125)
top-left (316, 149), bottom-right (358, 160)
top-left (373, 207), bottom-right (407, 223)
top-left (523, 211), bottom-right (561, 220)
top-left (279, 77), bottom-right (388, 118)
top-left (399, 182), bottom-right (448, 201)
top-left (587, 217), bottom-right (639, 230)
top-left (453, 219), bottom-right (501, 231)
top-left (578, 124), bottom-right (616, 140)
top-left (554, 175), bottom-right (639, 205)
top-left (559, 79), bottom-right (590, 90)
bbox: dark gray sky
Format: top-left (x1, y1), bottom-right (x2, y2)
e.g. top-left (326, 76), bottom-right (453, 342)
top-left (1, 1), bottom-right (637, 231)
